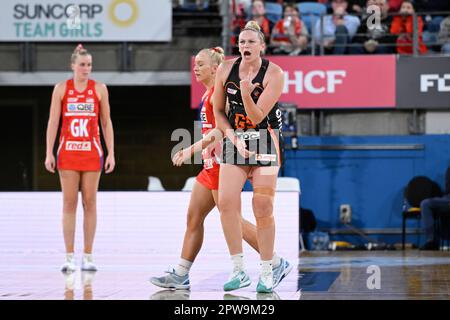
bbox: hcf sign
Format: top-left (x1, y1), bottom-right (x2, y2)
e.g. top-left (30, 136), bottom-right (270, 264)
top-left (283, 70), bottom-right (346, 94)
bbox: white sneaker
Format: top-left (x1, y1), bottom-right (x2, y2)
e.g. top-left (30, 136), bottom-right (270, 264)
top-left (256, 270), bottom-right (274, 293)
top-left (81, 255), bottom-right (98, 271)
top-left (82, 270), bottom-right (96, 286)
top-left (61, 254), bottom-right (77, 273)
top-left (63, 271), bottom-right (76, 290)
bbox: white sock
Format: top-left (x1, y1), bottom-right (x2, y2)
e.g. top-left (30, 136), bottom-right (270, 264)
top-left (66, 253), bottom-right (74, 261)
top-left (83, 253), bottom-right (93, 261)
top-left (261, 260), bottom-right (273, 274)
top-left (174, 258), bottom-right (193, 276)
top-left (272, 252), bottom-right (281, 268)
top-left (231, 253), bottom-right (245, 272)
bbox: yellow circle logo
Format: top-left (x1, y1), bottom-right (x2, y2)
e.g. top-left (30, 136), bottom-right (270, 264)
top-left (109, 0), bottom-right (138, 27)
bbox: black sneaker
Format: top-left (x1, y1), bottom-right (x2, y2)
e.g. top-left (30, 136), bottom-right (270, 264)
top-left (420, 240), bottom-right (439, 250)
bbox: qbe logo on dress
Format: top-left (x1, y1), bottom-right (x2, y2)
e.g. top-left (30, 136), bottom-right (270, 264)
top-left (67, 103), bottom-right (94, 112)
top-left (66, 141), bottom-right (91, 151)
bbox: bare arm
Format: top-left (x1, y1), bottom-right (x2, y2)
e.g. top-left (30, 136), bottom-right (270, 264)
top-left (241, 64), bottom-right (284, 124)
top-left (212, 62), bottom-right (235, 142)
top-left (45, 83), bottom-right (64, 173)
top-left (98, 83), bottom-right (115, 173)
top-left (172, 127), bottom-right (223, 166)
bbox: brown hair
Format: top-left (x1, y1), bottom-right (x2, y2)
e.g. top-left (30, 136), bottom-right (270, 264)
top-left (71, 44), bottom-right (91, 64)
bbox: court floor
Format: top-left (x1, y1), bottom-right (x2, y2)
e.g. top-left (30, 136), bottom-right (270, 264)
top-left (1, 250), bottom-right (450, 300)
top-left (1, 192), bottom-right (449, 300)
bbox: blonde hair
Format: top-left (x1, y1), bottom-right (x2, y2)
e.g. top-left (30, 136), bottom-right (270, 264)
top-left (241, 20), bottom-right (265, 43)
top-left (71, 44), bottom-right (91, 64)
top-left (198, 46), bottom-right (225, 66)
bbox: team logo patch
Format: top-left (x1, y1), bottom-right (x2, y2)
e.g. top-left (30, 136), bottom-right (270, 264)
top-left (236, 131), bottom-right (260, 140)
top-left (88, 90), bottom-right (93, 95)
top-left (68, 90), bottom-right (74, 95)
top-left (67, 103), bottom-right (94, 112)
top-left (227, 88), bottom-right (237, 95)
top-left (66, 141), bottom-right (91, 151)
top-left (200, 113), bottom-right (207, 122)
top-left (255, 154), bottom-right (276, 162)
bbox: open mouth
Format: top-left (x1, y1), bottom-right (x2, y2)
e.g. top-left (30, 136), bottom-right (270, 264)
top-left (243, 51), bottom-right (251, 57)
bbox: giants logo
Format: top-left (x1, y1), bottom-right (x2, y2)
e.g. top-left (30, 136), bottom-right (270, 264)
top-left (70, 119), bottom-right (89, 137)
top-left (235, 113), bottom-right (256, 129)
top-left (66, 141), bottom-right (91, 151)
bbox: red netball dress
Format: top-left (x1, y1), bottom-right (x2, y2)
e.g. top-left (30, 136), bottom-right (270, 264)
top-left (57, 79), bottom-right (103, 171)
top-left (196, 87), bottom-right (221, 190)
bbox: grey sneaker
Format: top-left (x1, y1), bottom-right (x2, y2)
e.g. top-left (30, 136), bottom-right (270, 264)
top-left (150, 269), bottom-right (190, 290)
top-left (273, 257), bottom-right (293, 288)
top-left (223, 269), bottom-right (251, 291)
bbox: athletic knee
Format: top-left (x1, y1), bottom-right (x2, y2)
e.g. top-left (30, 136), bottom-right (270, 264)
top-left (218, 196), bottom-right (237, 215)
top-left (253, 196), bottom-right (273, 216)
top-left (82, 196), bottom-right (96, 212)
top-left (63, 199), bottom-right (78, 213)
top-left (252, 187), bottom-right (275, 229)
top-left (186, 210), bottom-right (204, 232)
top-left (252, 186), bottom-right (274, 215)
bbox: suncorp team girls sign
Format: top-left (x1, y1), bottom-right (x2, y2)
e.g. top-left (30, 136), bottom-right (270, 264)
top-left (0, 0), bottom-right (171, 41)
top-left (191, 55), bottom-right (396, 109)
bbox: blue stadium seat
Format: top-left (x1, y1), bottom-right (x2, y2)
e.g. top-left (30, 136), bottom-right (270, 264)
top-left (298, 2), bottom-right (327, 33)
top-left (264, 2), bottom-right (283, 24)
top-left (179, 0), bottom-right (209, 12)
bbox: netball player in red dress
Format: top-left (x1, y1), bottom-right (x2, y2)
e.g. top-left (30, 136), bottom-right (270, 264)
top-left (151, 47), bottom-right (289, 291)
top-left (45, 44), bottom-right (115, 272)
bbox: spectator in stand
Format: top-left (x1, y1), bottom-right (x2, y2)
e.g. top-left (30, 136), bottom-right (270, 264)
top-left (387, 0), bottom-right (402, 13)
top-left (271, 3), bottom-right (309, 55)
top-left (350, 0), bottom-right (396, 54)
top-left (438, 15), bottom-right (450, 53)
top-left (347, 0), bottom-right (368, 14)
top-left (313, 0), bottom-right (361, 54)
top-left (248, 0), bottom-right (274, 44)
top-left (416, 0), bottom-right (450, 51)
top-left (390, 1), bottom-right (427, 54)
top-left (232, 0), bottom-right (273, 53)
top-left (419, 166), bottom-right (450, 251)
